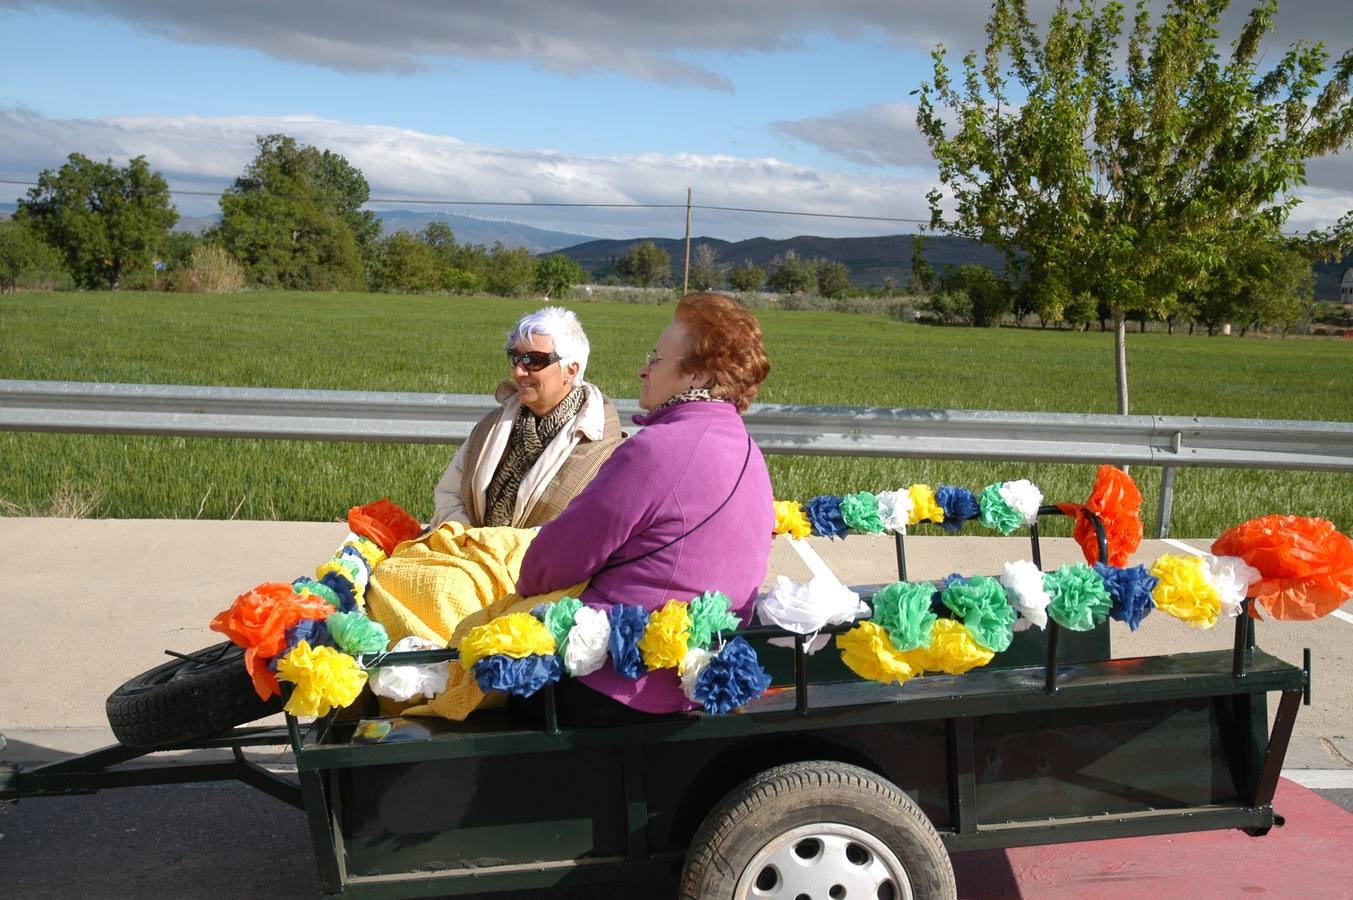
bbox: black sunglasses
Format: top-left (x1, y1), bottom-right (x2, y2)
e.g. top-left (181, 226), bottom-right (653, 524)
top-left (507, 350), bottom-right (562, 372)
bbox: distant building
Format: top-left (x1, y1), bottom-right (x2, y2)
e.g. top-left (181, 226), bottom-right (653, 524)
top-left (1343, 267), bottom-right (1353, 303)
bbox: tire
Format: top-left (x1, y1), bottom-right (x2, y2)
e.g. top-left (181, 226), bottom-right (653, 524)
top-left (681, 760), bottom-right (956, 900)
top-left (105, 641), bottom-right (283, 748)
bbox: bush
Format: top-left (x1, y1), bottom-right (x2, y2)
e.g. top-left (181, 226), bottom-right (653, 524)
top-left (180, 244), bottom-right (246, 293)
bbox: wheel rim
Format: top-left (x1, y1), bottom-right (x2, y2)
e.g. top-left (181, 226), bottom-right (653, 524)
top-left (734, 822), bottom-right (914, 900)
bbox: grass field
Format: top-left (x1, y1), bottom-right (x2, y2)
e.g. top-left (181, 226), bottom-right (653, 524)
top-left (1, 291), bottom-right (1349, 535)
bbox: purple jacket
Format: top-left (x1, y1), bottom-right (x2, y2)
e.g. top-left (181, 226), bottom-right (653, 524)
top-left (515, 400), bottom-right (774, 712)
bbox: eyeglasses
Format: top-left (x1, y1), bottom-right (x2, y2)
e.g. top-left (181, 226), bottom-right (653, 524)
top-left (507, 350), bottom-right (561, 372)
top-left (644, 352), bottom-right (683, 369)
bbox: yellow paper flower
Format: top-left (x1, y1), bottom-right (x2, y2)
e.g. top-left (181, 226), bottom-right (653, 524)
top-left (343, 534), bottom-right (388, 572)
top-left (458, 612), bottom-right (556, 669)
top-left (316, 558), bottom-right (359, 586)
top-left (914, 619), bottom-right (994, 675)
top-left (638, 599), bottom-right (693, 670)
top-left (275, 641), bottom-right (369, 717)
top-left (837, 621), bottom-right (919, 685)
top-left (1150, 554), bottom-right (1222, 629)
top-left (907, 484), bottom-right (945, 525)
top-left (772, 500), bottom-right (813, 539)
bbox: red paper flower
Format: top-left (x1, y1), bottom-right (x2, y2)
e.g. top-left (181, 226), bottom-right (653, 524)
top-left (1058, 465), bottom-right (1143, 567)
top-left (1212, 515), bottom-right (1353, 620)
top-left (348, 499), bottom-right (422, 556)
top-left (210, 582), bottom-right (333, 660)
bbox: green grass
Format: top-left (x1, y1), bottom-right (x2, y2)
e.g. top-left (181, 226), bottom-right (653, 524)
top-left (1, 291), bottom-right (1349, 534)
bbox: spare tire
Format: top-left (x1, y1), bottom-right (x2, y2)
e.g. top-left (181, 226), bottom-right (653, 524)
top-left (106, 641), bottom-right (283, 747)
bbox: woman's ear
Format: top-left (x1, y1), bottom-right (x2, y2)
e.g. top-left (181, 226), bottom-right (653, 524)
top-left (690, 370), bottom-right (713, 390)
top-left (565, 361), bottom-right (581, 384)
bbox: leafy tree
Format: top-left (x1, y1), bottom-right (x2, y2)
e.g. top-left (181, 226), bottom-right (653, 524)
top-left (216, 134), bottom-right (378, 291)
top-left (0, 218), bottom-right (65, 292)
top-left (917, 0), bottom-right (1353, 412)
top-left (941, 264), bottom-right (1011, 326)
top-left (485, 242), bottom-right (537, 296)
top-left (727, 260), bottom-right (766, 292)
top-left (687, 243), bottom-right (726, 291)
top-left (535, 253), bottom-right (586, 299)
top-left (924, 289), bottom-right (973, 325)
top-left (816, 259), bottom-right (853, 298)
top-left (1187, 225), bottom-right (1314, 334)
top-left (908, 232), bottom-right (935, 295)
top-left (17, 153), bottom-right (178, 289)
top-left (766, 250), bottom-right (817, 294)
top-left (373, 229), bottom-right (443, 292)
top-left (616, 241), bottom-right (671, 287)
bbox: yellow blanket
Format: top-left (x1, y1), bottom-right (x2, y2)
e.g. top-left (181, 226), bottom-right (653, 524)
top-left (363, 520), bottom-right (585, 721)
top-left (363, 521), bottom-right (536, 646)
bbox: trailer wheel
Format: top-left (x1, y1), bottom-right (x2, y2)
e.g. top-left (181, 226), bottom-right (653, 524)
top-left (106, 641), bottom-right (283, 747)
top-left (681, 760), bottom-right (955, 900)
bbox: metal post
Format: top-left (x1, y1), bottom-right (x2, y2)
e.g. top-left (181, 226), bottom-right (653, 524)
top-left (893, 530), bottom-right (908, 582)
top-left (1232, 598), bottom-right (1250, 677)
top-left (1044, 621), bottom-right (1061, 693)
top-left (794, 634), bottom-right (809, 715)
top-left (1157, 466), bottom-right (1178, 538)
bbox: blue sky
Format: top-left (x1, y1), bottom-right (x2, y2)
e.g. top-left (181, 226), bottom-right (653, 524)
top-left (1, 0), bottom-right (1349, 240)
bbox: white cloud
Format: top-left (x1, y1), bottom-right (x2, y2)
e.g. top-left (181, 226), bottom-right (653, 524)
top-left (0, 108), bottom-right (937, 240)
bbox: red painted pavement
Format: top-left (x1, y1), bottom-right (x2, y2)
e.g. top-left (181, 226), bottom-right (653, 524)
top-left (951, 778), bottom-right (1353, 898)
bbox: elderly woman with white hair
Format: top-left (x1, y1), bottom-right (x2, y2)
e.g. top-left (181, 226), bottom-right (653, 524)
top-left (364, 307), bottom-right (623, 649)
top-left (432, 306), bottom-right (623, 528)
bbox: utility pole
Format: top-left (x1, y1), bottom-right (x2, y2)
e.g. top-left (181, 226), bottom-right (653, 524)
top-left (683, 187), bottom-right (692, 295)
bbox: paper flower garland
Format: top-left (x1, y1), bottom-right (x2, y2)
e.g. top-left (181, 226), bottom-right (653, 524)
top-left (456, 592), bottom-right (772, 715)
top-left (774, 479), bottom-right (1046, 539)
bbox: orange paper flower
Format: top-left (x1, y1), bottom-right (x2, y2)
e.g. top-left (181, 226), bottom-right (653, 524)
top-left (210, 582), bottom-right (334, 698)
top-left (1058, 465), bottom-right (1143, 567)
top-left (1212, 515), bottom-right (1353, 620)
top-left (348, 499), bottom-right (423, 556)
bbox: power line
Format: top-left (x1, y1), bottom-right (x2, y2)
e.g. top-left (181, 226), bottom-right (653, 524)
top-left (0, 178), bottom-right (930, 225)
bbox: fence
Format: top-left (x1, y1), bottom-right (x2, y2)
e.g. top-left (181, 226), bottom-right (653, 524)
top-left (2, 379), bottom-right (1350, 537)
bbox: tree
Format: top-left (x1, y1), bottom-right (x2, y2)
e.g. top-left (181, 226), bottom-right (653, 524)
top-left (373, 230), bottom-right (443, 292)
top-left (688, 243), bottom-right (726, 291)
top-left (1188, 224), bottom-right (1314, 334)
top-left (0, 218), bottom-right (65, 292)
top-left (816, 259), bottom-right (853, 298)
top-left (727, 260), bottom-right (766, 292)
top-left (766, 250), bottom-right (817, 294)
top-left (535, 253), bottom-right (586, 299)
top-left (908, 232), bottom-right (935, 295)
top-left (615, 241), bottom-right (671, 287)
top-left (216, 134), bottom-right (379, 291)
top-left (485, 242), bottom-right (537, 296)
top-left (918, 0), bottom-right (1353, 412)
top-left (941, 264), bottom-right (1011, 326)
top-left (17, 153), bottom-right (178, 290)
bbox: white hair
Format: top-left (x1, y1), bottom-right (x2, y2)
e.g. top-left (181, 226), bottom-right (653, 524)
top-left (504, 306), bottom-right (591, 383)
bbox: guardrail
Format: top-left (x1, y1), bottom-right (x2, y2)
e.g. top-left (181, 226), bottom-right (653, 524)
top-left (3, 379), bottom-right (1351, 537)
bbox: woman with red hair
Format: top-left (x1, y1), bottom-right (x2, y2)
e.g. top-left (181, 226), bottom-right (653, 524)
top-left (514, 292), bottom-right (775, 719)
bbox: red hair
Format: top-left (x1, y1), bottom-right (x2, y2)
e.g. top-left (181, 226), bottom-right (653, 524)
top-left (675, 292), bottom-right (770, 413)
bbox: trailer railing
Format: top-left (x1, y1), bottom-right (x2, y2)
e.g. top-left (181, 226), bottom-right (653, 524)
top-left (2, 379), bottom-right (1350, 537)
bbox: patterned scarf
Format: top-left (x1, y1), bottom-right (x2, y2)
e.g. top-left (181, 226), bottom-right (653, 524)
top-left (483, 385), bottom-right (587, 526)
top-left (657, 386), bottom-right (728, 410)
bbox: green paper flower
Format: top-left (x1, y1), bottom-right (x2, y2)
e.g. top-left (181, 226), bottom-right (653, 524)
top-left (839, 491), bottom-right (885, 534)
top-left (979, 482), bottom-right (1024, 535)
top-left (542, 596), bottom-right (583, 653)
top-left (941, 575), bottom-right (1015, 652)
top-left (689, 591), bottom-right (742, 649)
top-left (326, 610), bottom-right (390, 656)
top-left (1045, 563), bottom-right (1113, 631)
top-left (870, 581), bottom-right (938, 651)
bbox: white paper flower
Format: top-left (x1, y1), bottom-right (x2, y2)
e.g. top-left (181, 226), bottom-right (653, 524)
top-left (875, 489), bottom-right (913, 534)
top-left (998, 479), bottom-right (1045, 526)
top-left (562, 605), bottom-right (611, 677)
top-left (1204, 554), bottom-right (1262, 618)
top-left (1001, 559), bottom-right (1051, 630)
top-left (679, 647), bottom-right (712, 701)
top-left (369, 636), bottom-right (449, 701)
top-left (758, 575), bottom-right (868, 634)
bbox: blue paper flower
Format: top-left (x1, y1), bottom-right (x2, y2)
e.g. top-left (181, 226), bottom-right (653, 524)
top-left (318, 571), bottom-right (358, 612)
top-left (608, 604), bottom-right (650, 679)
top-left (935, 485), bottom-right (980, 533)
top-left (692, 637), bottom-right (772, 714)
top-left (1094, 563), bottom-right (1159, 631)
top-left (804, 495), bottom-right (848, 539)
top-left (472, 654), bottom-right (562, 697)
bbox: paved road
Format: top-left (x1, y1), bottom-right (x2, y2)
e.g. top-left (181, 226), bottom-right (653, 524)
top-left (2, 517), bottom-right (1350, 897)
